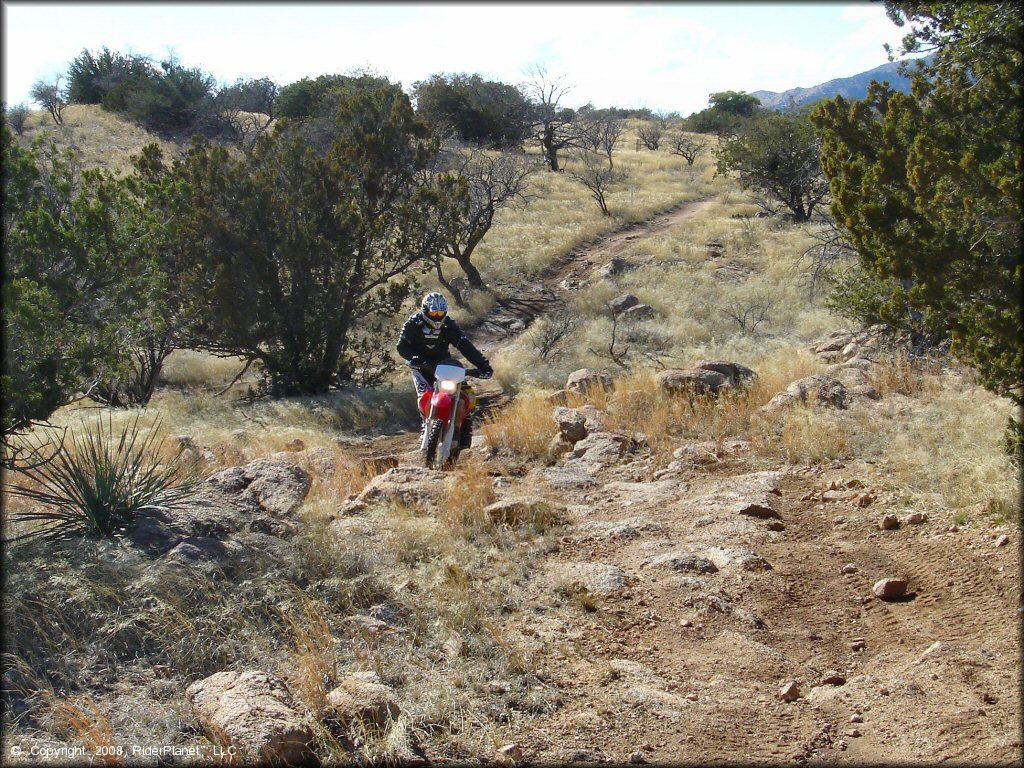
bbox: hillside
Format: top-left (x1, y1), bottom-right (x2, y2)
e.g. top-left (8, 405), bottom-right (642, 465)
top-left (2, 105), bottom-right (1020, 765)
top-left (750, 59), bottom-right (926, 111)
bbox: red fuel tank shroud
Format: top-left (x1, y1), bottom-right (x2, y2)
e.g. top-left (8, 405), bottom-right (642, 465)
top-left (424, 391), bottom-right (455, 423)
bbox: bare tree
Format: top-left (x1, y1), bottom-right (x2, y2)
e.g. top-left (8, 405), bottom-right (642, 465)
top-left (669, 134), bottom-right (708, 166)
top-left (520, 65), bottom-right (582, 171)
top-left (567, 149), bottom-right (617, 216)
top-left (216, 77), bottom-right (279, 151)
top-left (586, 117), bottom-right (625, 168)
top-left (30, 77), bottom-right (67, 126)
top-left (637, 116), bottom-right (665, 150)
top-left (796, 217), bottom-right (858, 299)
top-left (427, 142), bottom-right (540, 299)
top-left (588, 310), bottom-right (632, 370)
top-left (720, 295), bottom-right (775, 333)
top-left (531, 307), bottom-right (581, 361)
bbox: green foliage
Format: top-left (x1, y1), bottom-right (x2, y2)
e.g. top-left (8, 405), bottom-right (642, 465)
top-left (1, 126), bottom-right (176, 444)
top-left (813, 1), bottom-right (1022, 407)
top-left (161, 76), bottom-right (463, 395)
top-left (715, 111), bottom-right (830, 221)
top-left (29, 78), bottom-right (66, 125)
top-left (710, 90), bottom-right (762, 117)
top-left (413, 72), bottom-right (532, 149)
top-left (276, 74), bottom-right (350, 120)
top-left (5, 415), bottom-right (198, 541)
top-left (66, 47), bottom-right (153, 105)
top-left (685, 91), bottom-right (762, 135)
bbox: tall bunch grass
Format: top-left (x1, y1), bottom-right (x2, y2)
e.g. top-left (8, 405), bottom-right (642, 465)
top-left (5, 414), bottom-right (198, 541)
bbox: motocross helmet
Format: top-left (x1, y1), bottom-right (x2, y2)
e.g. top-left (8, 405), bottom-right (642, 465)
top-left (421, 292), bottom-right (448, 329)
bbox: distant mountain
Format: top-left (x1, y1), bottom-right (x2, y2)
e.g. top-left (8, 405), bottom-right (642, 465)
top-left (750, 58), bottom-right (930, 111)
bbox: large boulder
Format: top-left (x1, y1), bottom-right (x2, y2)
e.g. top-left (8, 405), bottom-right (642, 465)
top-left (566, 369), bottom-right (614, 396)
top-left (657, 360), bottom-right (756, 398)
top-left (186, 671), bottom-right (314, 764)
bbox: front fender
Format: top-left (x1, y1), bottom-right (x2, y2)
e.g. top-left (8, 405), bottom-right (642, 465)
top-left (428, 391), bottom-right (456, 425)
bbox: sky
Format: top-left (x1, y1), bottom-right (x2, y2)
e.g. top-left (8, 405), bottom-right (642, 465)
top-left (1, 1), bottom-right (913, 117)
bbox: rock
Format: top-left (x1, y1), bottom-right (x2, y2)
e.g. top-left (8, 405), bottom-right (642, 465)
top-left (841, 563), bottom-right (859, 574)
top-left (779, 681), bottom-right (801, 702)
top-left (851, 639), bottom-right (866, 651)
top-left (555, 562), bottom-right (633, 594)
top-left (484, 496), bottom-right (565, 525)
top-left (905, 511), bottom-right (928, 525)
top-left (609, 294), bottom-right (640, 314)
top-left (704, 546), bottom-right (772, 572)
top-left (209, 459), bottom-right (312, 516)
top-left (442, 635), bottom-right (464, 660)
top-left (766, 520), bottom-right (785, 532)
top-left (879, 514), bottom-right (900, 531)
top-left (872, 578), bottom-right (908, 600)
top-left (629, 750), bottom-right (648, 764)
top-left (687, 360), bottom-right (758, 387)
top-left (356, 466), bottom-right (446, 510)
top-left (596, 257), bottom-right (630, 277)
top-left (705, 239), bottom-right (725, 258)
top-left (186, 671), bottom-right (313, 764)
top-left (813, 331), bottom-right (854, 354)
top-left (656, 367), bottom-right (730, 397)
top-left (850, 714), bottom-right (863, 723)
top-left (649, 552), bottom-right (719, 574)
top-left (165, 536), bottom-right (244, 574)
top-left (566, 368), bottom-right (615, 396)
top-left (324, 676), bottom-right (401, 729)
top-left (127, 508), bottom-right (185, 555)
top-left (547, 434), bottom-right (573, 463)
top-left (497, 744), bottom-right (524, 762)
top-left (570, 432), bottom-right (631, 466)
top-left (995, 534), bottom-right (1010, 547)
top-left (761, 375), bottom-right (850, 414)
top-left (283, 438), bottom-right (305, 452)
top-left (620, 303), bottom-right (656, 321)
top-left (845, 729), bottom-right (862, 738)
top-left (821, 671), bottom-right (846, 686)
top-left (552, 407), bottom-right (588, 444)
top-left (850, 384), bottom-right (881, 400)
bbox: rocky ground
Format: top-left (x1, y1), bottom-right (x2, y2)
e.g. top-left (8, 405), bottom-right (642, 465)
top-left (3, 203), bottom-right (1019, 766)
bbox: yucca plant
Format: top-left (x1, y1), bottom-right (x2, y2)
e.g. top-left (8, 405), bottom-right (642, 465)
top-left (4, 414), bottom-right (199, 541)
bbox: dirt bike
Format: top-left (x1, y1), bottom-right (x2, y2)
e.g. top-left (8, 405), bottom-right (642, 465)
top-left (416, 359), bottom-right (482, 470)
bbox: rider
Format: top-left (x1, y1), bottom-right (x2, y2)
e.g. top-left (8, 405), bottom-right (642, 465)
top-left (396, 292), bottom-right (492, 449)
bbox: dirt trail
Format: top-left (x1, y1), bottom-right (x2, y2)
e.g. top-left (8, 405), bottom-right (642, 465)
top-left (469, 199), bottom-right (715, 350)
top-left (365, 196), bottom-right (1019, 764)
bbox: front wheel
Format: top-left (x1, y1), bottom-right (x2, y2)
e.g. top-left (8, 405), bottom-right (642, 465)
top-left (422, 419), bottom-right (444, 469)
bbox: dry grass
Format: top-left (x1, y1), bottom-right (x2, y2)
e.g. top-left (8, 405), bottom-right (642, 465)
top-left (442, 456), bottom-right (498, 531)
top-left (47, 693), bottom-right (119, 763)
top-left (480, 389), bottom-right (559, 461)
top-left (11, 104), bottom-right (186, 175)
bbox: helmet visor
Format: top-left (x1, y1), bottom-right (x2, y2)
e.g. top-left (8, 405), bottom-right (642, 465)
top-left (426, 309), bottom-right (446, 320)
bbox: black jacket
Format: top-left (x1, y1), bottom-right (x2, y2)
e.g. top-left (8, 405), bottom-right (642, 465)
top-left (396, 312), bottom-right (489, 372)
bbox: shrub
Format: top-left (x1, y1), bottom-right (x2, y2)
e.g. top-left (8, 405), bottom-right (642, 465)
top-left (5, 415), bottom-right (198, 541)
top-left (5, 103), bottom-right (29, 135)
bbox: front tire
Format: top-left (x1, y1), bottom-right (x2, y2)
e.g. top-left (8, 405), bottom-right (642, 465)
top-left (422, 419), bottom-right (444, 469)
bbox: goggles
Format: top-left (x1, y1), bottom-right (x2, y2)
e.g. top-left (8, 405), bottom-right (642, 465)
top-left (426, 309), bottom-right (446, 320)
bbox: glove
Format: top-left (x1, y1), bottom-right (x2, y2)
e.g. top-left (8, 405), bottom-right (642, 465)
top-left (407, 356), bottom-right (424, 369)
